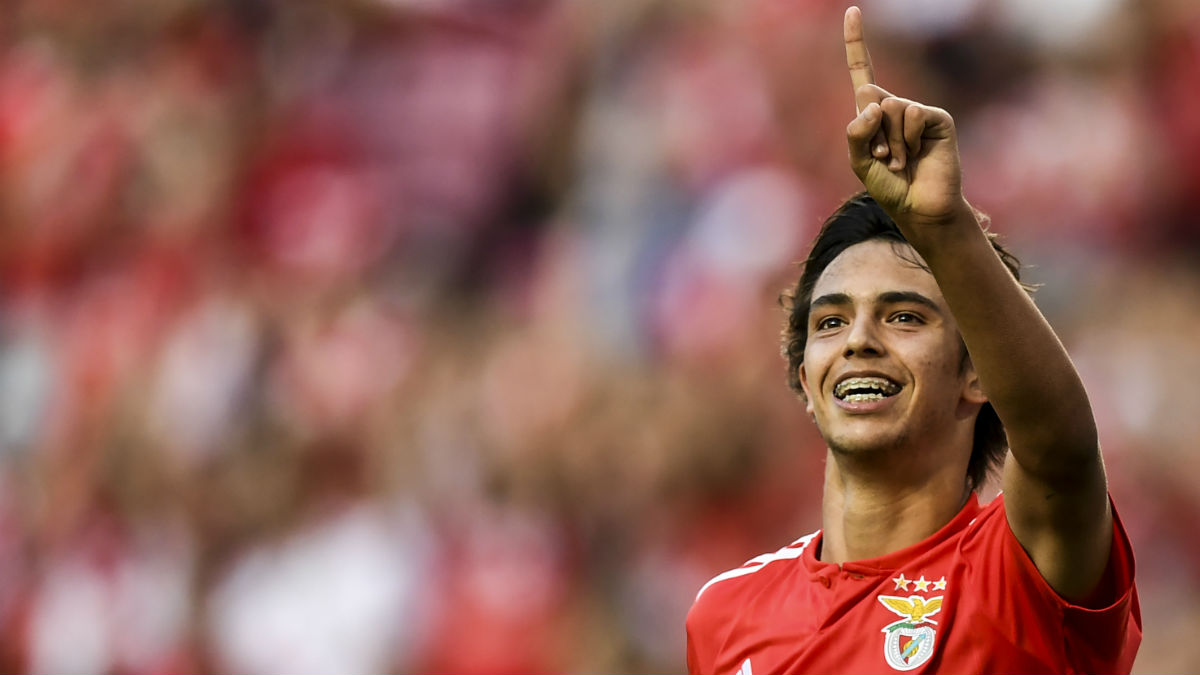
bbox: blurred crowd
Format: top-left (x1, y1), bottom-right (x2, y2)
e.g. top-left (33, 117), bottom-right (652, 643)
top-left (0, 0), bottom-right (1198, 672)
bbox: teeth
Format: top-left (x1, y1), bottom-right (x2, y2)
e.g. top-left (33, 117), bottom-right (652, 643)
top-left (834, 377), bottom-right (900, 399)
top-left (844, 393), bottom-right (885, 403)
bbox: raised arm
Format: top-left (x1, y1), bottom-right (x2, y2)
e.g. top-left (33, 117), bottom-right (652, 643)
top-left (841, 6), bottom-right (1111, 602)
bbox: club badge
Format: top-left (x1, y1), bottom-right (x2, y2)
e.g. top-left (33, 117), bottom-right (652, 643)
top-left (877, 591), bottom-right (943, 671)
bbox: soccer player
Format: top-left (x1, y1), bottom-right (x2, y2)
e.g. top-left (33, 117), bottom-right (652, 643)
top-left (684, 7), bottom-right (1142, 674)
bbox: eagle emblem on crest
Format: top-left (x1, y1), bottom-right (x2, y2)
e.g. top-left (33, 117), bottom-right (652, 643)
top-left (879, 595), bottom-right (942, 624)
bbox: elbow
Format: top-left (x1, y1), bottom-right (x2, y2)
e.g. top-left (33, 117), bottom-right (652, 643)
top-left (1003, 409), bottom-right (1102, 483)
top-left (1011, 435), bottom-right (1103, 487)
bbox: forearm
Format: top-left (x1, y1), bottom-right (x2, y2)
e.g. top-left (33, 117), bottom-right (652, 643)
top-left (897, 203), bottom-right (1099, 476)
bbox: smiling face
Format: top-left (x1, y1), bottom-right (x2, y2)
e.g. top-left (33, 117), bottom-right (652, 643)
top-left (799, 239), bottom-right (985, 460)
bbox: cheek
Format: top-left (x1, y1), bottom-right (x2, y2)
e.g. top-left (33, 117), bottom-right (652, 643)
top-left (800, 345), bottom-right (831, 388)
top-left (914, 352), bottom-right (965, 400)
top-left (921, 354), bottom-right (955, 376)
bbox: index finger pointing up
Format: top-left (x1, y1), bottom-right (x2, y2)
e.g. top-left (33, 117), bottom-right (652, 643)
top-left (844, 6), bottom-right (875, 112)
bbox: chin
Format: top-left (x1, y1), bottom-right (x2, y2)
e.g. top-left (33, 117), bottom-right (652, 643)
top-left (824, 426), bottom-right (910, 456)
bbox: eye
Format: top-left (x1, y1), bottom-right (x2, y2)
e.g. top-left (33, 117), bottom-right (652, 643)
top-left (815, 316), bottom-right (845, 331)
top-left (889, 311), bottom-right (924, 325)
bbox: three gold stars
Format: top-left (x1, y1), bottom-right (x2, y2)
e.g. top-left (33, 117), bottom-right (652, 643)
top-left (890, 574), bottom-right (948, 592)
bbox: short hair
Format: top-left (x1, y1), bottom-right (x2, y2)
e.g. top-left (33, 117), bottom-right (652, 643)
top-left (779, 191), bottom-right (1027, 493)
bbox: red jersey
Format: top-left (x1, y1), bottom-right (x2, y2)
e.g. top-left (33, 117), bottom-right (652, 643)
top-left (685, 494), bottom-right (1140, 674)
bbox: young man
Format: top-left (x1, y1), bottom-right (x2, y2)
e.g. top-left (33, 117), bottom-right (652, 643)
top-left (684, 7), bottom-right (1141, 674)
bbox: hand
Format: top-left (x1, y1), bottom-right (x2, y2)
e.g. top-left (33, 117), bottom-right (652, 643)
top-left (844, 6), bottom-right (969, 227)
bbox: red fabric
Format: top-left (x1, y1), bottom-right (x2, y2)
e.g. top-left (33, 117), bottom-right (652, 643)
top-left (686, 494), bottom-right (1140, 674)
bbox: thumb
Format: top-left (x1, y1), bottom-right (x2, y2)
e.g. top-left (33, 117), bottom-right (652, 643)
top-left (846, 102), bottom-right (882, 180)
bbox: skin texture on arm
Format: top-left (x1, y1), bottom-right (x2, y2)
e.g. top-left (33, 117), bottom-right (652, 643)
top-left (840, 6), bottom-right (1111, 602)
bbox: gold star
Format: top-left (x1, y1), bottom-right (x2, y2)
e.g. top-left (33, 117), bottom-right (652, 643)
top-left (913, 576), bottom-right (931, 591)
top-left (933, 576), bottom-right (947, 590)
top-left (892, 574), bottom-right (910, 591)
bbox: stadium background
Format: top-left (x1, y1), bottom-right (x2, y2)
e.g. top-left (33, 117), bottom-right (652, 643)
top-left (0, 0), bottom-right (1196, 672)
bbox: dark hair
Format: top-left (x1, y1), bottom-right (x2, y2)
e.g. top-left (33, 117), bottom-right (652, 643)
top-left (779, 192), bottom-right (1028, 493)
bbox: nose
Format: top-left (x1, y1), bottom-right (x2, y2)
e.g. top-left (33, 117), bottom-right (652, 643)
top-left (843, 314), bottom-right (884, 358)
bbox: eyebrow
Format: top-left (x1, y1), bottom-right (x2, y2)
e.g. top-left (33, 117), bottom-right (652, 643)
top-left (810, 290), bottom-right (943, 314)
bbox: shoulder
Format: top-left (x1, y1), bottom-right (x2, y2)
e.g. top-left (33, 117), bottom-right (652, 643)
top-left (687, 531), bottom-right (818, 635)
top-left (693, 530), bottom-right (819, 603)
top-left (957, 493), bottom-right (1142, 672)
top-left (686, 531), bottom-right (819, 674)
top-left (960, 492), bottom-right (1135, 599)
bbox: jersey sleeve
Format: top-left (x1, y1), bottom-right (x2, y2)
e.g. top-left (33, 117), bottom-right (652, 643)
top-left (685, 570), bottom-right (742, 675)
top-left (686, 593), bottom-right (710, 672)
top-left (1059, 500), bottom-right (1141, 674)
top-left (685, 620), bottom-right (702, 675)
top-left (968, 494), bottom-right (1141, 673)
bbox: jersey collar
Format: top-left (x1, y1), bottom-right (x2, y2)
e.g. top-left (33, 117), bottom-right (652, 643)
top-left (804, 493), bottom-right (983, 576)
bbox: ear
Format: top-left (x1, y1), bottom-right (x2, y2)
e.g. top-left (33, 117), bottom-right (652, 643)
top-left (961, 357), bottom-right (988, 405)
top-left (798, 362), bottom-right (815, 414)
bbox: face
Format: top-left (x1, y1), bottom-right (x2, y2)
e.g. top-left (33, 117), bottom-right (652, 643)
top-left (798, 239), bottom-right (984, 457)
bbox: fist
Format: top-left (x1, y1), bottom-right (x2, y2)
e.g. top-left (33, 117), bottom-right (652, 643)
top-left (843, 7), bottom-right (968, 227)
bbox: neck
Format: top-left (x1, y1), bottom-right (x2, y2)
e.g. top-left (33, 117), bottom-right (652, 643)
top-left (818, 450), bottom-right (971, 564)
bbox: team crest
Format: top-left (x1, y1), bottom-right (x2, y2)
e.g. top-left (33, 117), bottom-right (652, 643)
top-left (877, 594), bottom-right (942, 671)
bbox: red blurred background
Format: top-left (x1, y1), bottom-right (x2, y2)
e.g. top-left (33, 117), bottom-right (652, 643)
top-left (0, 0), bottom-right (1196, 672)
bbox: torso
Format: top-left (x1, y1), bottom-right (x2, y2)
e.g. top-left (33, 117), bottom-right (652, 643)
top-left (686, 494), bottom-right (1140, 675)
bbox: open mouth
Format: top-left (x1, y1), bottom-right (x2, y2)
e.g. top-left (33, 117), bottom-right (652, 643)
top-left (833, 376), bottom-right (901, 404)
